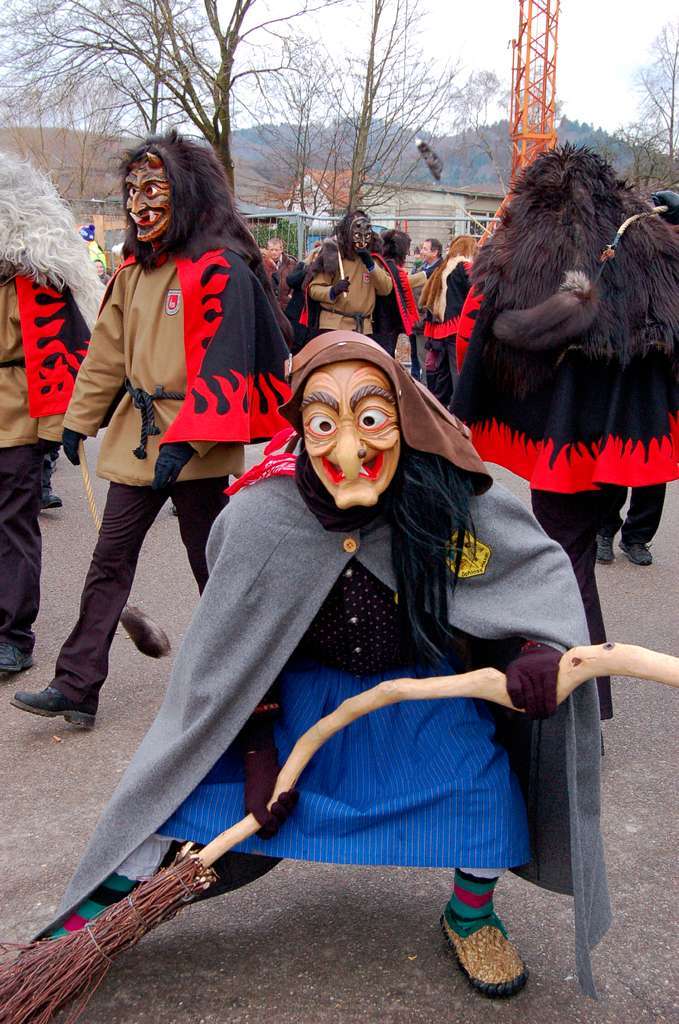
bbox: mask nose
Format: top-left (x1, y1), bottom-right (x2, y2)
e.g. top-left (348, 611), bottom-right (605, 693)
top-left (334, 424), bottom-right (363, 481)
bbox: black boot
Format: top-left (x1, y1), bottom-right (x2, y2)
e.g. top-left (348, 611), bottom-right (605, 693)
top-left (10, 686), bottom-right (96, 728)
top-left (0, 642), bottom-right (34, 675)
top-left (595, 534), bottom-right (614, 564)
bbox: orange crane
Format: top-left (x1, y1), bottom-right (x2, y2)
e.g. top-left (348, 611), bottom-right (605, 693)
top-left (510, 0), bottom-right (560, 179)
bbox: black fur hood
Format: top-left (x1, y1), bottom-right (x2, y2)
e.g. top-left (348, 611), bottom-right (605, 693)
top-left (471, 145), bottom-right (679, 394)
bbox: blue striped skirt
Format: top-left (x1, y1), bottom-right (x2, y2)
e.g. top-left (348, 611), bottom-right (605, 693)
top-left (158, 659), bottom-right (530, 869)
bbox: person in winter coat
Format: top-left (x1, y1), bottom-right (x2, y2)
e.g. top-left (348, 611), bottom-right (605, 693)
top-left (372, 229), bottom-right (419, 357)
top-left (283, 242), bottom-right (322, 354)
top-left (420, 235), bottom-right (478, 409)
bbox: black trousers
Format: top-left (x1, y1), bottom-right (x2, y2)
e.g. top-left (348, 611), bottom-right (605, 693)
top-left (427, 342), bottom-right (458, 410)
top-left (531, 489), bottom-right (613, 720)
top-left (0, 443), bottom-right (44, 653)
top-left (372, 330), bottom-right (398, 358)
top-left (52, 477), bottom-right (228, 712)
top-left (599, 484), bottom-right (666, 545)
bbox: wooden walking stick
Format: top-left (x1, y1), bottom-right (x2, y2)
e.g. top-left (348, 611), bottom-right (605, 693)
top-left (78, 441), bottom-right (171, 659)
top-left (1, 642), bottom-right (677, 1024)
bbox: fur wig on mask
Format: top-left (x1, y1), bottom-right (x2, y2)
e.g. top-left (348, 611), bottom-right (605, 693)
top-left (121, 130), bottom-right (291, 344)
top-left (0, 151), bottom-right (103, 329)
top-left (472, 145), bottom-right (679, 396)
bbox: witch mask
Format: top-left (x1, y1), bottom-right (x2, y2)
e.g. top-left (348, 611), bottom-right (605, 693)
top-left (301, 360), bottom-right (401, 509)
top-left (125, 152), bottom-right (171, 245)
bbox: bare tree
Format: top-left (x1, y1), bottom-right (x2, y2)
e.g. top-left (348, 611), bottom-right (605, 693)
top-left (635, 20), bottom-right (679, 186)
top-left (323, 0), bottom-right (460, 207)
top-left (0, 0), bottom-right (341, 189)
top-left (450, 71), bottom-right (511, 191)
top-left (0, 81), bottom-right (124, 198)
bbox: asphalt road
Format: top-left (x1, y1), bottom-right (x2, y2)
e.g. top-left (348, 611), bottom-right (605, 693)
top-left (1, 444), bottom-right (677, 1024)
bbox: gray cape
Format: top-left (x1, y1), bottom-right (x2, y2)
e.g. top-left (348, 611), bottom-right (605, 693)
top-left (42, 477), bottom-right (611, 996)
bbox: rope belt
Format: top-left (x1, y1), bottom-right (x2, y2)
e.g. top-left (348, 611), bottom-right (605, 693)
top-left (0, 357), bottom-right (25, 368)
top-left (320, 307), bottom-right (368, 333)
top-left (124, 378), bottom-right (185, 460)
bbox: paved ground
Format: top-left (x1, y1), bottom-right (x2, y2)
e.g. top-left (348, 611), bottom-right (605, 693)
top-left (1, 445), bottom-right (677, 1024)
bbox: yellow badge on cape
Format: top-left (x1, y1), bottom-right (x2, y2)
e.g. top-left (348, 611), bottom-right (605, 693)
top-left (448, 531), bottom-right (492, 578)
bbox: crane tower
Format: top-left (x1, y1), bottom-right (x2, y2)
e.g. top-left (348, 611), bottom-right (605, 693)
top-left (510, 0), bottom-right (560, 178)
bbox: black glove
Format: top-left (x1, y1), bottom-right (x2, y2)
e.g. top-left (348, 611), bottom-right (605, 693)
top-left (356, 249), bottom-right (375, 272)
top-left (328, 277), bottom-right (350, 302)
top-left (651, 190), bottom-right (679, 225)
top-left (151, 441), bottom-right (194, 490)
top-left (40, 439), bottom-right (61, 454)
top-left (505, 642), bottom-right (563, 719)
top-left (62, 427), bottom-right (86, 466)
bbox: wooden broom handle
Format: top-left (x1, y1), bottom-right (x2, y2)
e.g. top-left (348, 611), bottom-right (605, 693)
top-left (195, 642), bottom-right (679, 868)
top-left (79, 441), bottom-right (102, 532)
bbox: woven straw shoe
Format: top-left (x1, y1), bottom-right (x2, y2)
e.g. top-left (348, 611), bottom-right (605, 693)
top-left (440, 915), bottom-right (528, 998)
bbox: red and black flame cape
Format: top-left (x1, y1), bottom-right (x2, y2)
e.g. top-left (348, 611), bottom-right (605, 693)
top-left (451, 146), bottom-right (679, 495)
top-left (373, 254), bottom-right (419, 335)
top-left (423, 260), bottom-right (472, 341)
top-left (13, 276), bottom-right (90, 418)
top-left (107, 249), bottom-right (291, 445)
top-left (454, 283), bottom-right (679, 493)
top-left (299, 252), bottom-right (418, 336)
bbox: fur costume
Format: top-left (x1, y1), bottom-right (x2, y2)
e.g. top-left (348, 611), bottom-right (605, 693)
top-left (454, 145), bottom-right (679, 493)
top-left (0, 152), bottom-right (103, 329)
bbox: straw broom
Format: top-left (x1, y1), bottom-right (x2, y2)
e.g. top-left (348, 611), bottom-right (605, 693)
top-left (1, 641), bottom-right (677, 1024)
top-left (78, 441), bottom-right (170, 659)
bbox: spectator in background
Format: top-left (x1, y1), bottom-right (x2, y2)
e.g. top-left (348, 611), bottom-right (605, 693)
top-left (408, 237), bottom-right (443, 382)
top-left (284, 241), bottom-right (322, 353)
top-left (94, 260), bottom-right (110, 285)
top-left (266, 236), bottom-right (296, 312)
top-left (372, 229), bottom-right (419, 358)
top-left (79, 224), bottom-right (107, 272)
top-left (420, 235), bottom-right (477, 409)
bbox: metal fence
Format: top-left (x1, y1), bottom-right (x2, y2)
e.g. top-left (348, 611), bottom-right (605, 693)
top-left (243, 211), bottom-right (499, 261)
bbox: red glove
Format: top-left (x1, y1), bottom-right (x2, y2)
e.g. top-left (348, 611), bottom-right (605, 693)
top-left (505, 642), bottom-right (563, 719)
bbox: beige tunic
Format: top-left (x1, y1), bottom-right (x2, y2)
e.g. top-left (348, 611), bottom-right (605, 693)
top-left (0, 279), bottom-right (64, 448)
top-left (308, 257), bottom-right (393, 333)
top-left (64, 260), bottom-right (244, 486)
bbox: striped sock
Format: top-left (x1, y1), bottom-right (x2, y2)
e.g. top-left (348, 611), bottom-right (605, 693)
top-left (50, 873), bottom-right (137, 939)
top-left (443, 869), bottom-right (507, 939)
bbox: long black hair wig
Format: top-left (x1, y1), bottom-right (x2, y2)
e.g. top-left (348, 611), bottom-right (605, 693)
top-left (384, 446), bottom-right (476, 667)
top-left (121, 130), bottom-right (292, 342)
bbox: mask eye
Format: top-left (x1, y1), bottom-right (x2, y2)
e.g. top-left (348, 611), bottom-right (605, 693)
top-left (358, 407), bottom-right (389, 430)
top-left (307, 414), bottom-right (337, 437)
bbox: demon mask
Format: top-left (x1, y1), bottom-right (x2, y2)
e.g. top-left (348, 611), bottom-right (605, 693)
top-left (350, 214), bottom-right (373, 253)
top-left (125, 152), bottom-right (171, 245)
top-left (301, 359), bottom-right (401, 508)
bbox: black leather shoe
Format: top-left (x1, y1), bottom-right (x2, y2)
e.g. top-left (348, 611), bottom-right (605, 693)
top-left (0, 643), bottom-right (34, 674)
top-left (619, 541), bottom-right (653, 566)
top-left (10, 686), bottom-right (96, 728)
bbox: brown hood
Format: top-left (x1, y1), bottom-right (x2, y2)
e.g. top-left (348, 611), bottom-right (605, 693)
top-left (280, 330), bottom-right (492, 494)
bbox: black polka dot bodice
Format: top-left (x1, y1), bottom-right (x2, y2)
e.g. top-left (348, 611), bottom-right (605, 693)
top-left (297, 559), bottom-right (412, 674)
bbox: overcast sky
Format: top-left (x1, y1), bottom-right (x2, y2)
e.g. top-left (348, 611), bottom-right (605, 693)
top-left (274, 0), bottom-right (675, 134)
top-left (423, 0), bottom-right (673, 131)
